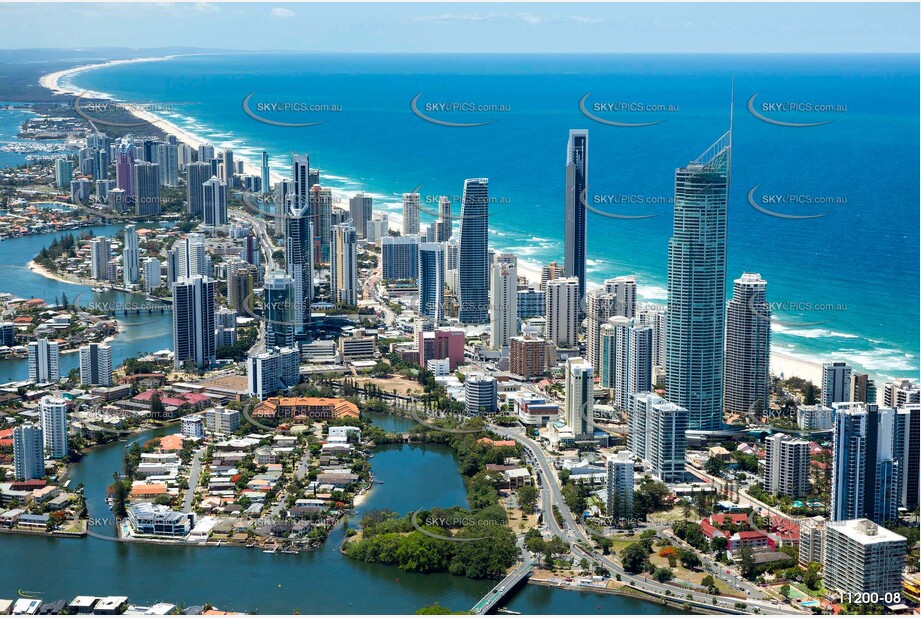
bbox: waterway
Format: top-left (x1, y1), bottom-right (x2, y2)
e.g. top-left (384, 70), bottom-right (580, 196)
top-left (2, 413), bottom-right (676, 614)
top-left (0, 225), bottom-right (174, 383)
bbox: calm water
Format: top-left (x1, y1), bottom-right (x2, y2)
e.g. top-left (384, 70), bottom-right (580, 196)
top-left (68, 53), bottom-right (920, 384)
top-left (0, 225), bottom-right (174, 383)
top-left (2, 415), bottom-right (670, 613)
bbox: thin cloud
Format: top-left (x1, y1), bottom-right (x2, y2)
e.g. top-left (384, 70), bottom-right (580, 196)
top-left (270, 7), bottom-right (297, 19)
top-left (414, 13), bottom-right (602, 25)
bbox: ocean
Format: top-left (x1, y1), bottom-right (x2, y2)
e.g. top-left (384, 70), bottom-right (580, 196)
top-left (65, 52), bottom-right (920, 383)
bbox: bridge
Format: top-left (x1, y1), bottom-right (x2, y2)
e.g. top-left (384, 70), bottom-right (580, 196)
top-left (471, 549), bottom-right (533, 615)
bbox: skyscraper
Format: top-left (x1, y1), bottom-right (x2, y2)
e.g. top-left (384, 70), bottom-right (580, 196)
top-left (143, 257), bottom-right (161, 293)
top-left (28, 338), bottom-right (60, 383)
top-left (175, 233), bottom-right (209, 280)
top-left (665, 130), bottom-right (730, 431)
top-left (202, 176), bottom-right (228, 226)
top-left (434, 196), bottom-right (453, 242)
top-left (348, 193), bottom-right (373, 239)
top-left (39, 395), bottom-right (68, 459)
top-left (13, 425), bottom-right (44, 481)
top-left (544, 277), bottom-right (579, 347)
top-left (585, 276), bottom-right (636, 371)
top-left (261, 151), bottom-right (270, 193)
top-left (724, 273), bottom-right (771, 415)
top-left (822, 361), bottom-right (853, 407)
top-left (263, 271), bottom-right (296, 349)
top-left (54, 158), bottom-right (73, 189)
top-left (418, 242), bottom-right (445, 322)
top-left (607, 317), bottom-right (653, 411)
top-left (381, 235), bottom-right (420, 280)
top-left (489, 253), bottom-right (518, 349)
top-left (457, 178), bottom-right (489, 324)
top-left (331, 222), bottom-right (358, 306)
top-left (831, 403), bottom-right (906, 523)
top-left (606, 451), bottom-right (634, 521)
top-left (540, 261), bottom-right (565, 291)
top-left (402, 192), bottom-right (421, 235)
top-left (172, 275), bottom-right (216, 370)
top-left (90, 237), bottom-right (112, 281)
top-left (564, 357), bottom-right (594, 439)
top-left (79, 343), bottom-right (112, 386)
top-left (221, 149), bottom-right (235, 186)
top-left (647, 398), bottom-right (688, 483)
top-left (115, 139), bottom-right (135, 199)
top-left (228, 262), bottom-right (257, 314)
top-left (154, 142), bottom-right (179, 187)
top-left (310, 185), bottom-right (333, 263)
top-left (563, 129), bottom-right (588, 305)
top-left (285, 173), bottom-right (313, 336)
top-left (122, 224), bottom-right (139, 286)
top-left (186, 161), bottom-right (212, 215)
top-left (133, 161), bottom-right (161, 216)
top-left (764, 433), bottom-right (811, 497)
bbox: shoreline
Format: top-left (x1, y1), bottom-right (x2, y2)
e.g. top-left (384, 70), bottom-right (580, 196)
top-left (34, 59), bottom-right (917, 385)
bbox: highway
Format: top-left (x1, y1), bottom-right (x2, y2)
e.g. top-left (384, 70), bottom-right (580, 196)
top-left (489, 424), bottom-right (801, 615)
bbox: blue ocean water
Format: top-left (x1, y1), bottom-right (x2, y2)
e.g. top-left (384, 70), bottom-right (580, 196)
top-left (70, 53), bottom-right (920, 382)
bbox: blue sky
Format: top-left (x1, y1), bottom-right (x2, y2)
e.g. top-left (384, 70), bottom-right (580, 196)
top-left (0, 2), bottom-right (917, 53)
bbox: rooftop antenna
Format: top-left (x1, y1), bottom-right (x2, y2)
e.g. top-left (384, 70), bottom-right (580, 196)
top-left (728, 75), bottom-right (735, 187)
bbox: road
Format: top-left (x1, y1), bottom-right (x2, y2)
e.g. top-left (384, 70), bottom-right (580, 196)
top-left (471, 545), bottom-right (533, 615)
top-left (489, 424), bottom-right (800, 615)
top-left (686, 465), bottom-right (796, 522)
top-left (230, 203), bottom-right (277, 353)
top-left (182, 447), bottom-right (207, 513)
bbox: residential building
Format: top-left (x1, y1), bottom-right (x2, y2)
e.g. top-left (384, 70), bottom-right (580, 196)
top-left (724, 273), bottom-right (771, 415)
top-left (418, 242), bottom-right (445, 322)
top-left (181, 415), bottom-right (205, 439)
top-left (764, 433), bottom-right (811, 497)
top-left (127, 502), bottom-right (191, 537)
top-left (13, 425), bottom-right (44, 481)
top-left (284, 196), bottom-right (313, 336)
top-left (79, 342), bottom-right (112, 386)
top-left (27, 338), bottom-right (60, 383)
top-left (799, 516), bottom-right (827, 567)
top-left (457, 178), bottom-right (490, 324)
top-left (227, 262), bottom-right (257, 314)
top-left (263, 271), bottom-right (295, 349)
top-left (348, 193), bottom-right (372, 238)
top-left (517, 287), bottom-right (545, 321)
top-left (433, 196), bottom-right (452, 242)
top-left (831, 403), bottom-right (906, 523)
top-left (823, 361), bottom-right (853, 408)
top-left (824, 519), bottom-right (907, 600)
top-left (540, 261), bottom-right (565, 291)
top-left (122, 224), bottom-right (140, 286)
top-left (665, 131), bottom-right (730, 431)
top-left (544, 277), bottom-right (579, 348)
top-left (39, 395), bottom-right (68, 459)
top-left (402, 192), bottom-right (421, 235)
top-left (564, 357), bottom-right (594, 439)
top-left (185, 162), bottom-right (211, 215)
top-left (509, 335), bottom-right (546, 379)
top-left (54, 158), bottom-right (73, 189)
top-left (206, 406), bottom-right (241, 435)
top-left (882, 379), bottom-right (920, 408)
top-left (172, 275), bottom-right (216, 370)
top-left (797, 404), bottom-right (835, 431)
top-left (464, 374), bottom-right (498, 415)
top-left (381, 235), bottom-right (420, 280)
top-left (90, 237), bottom-right (112, 281)
top-left (563, 129), bottom-right (588, 305)
top-left (489, 253), bottom-right (518, 349)
top-left (143, 257), bottom-right (162, 293)
top-left (850, 372), bottom-right (877, 405)
top-left (585, 276), bottom-right (636, 371)
top-left (606, 450), bottom-right (634, 521)
top-left (202, 176), bottom-right (227, 226)
top-left (247, 346), bottom-right (300, 400)
top-left (602, 317), bottom-right (653, 410)
top-left (330, 222), bottom-right (358, 306)
top-left (133, 161), bottom-right (160, 216)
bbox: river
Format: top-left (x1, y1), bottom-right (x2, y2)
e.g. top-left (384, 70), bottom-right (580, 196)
top-left (1, 233), bottom-right (671, 614)
top-left (0, 224), bottom-right (175, 383)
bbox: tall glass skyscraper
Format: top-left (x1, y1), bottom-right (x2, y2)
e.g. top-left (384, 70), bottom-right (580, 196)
top-left (263, 271), bottom-right (295, 349)
top-left (418, 242), bottom-right (445, 322)
top-left (564, 129), bottom-right (588, 306)
top-left (458, 178), bottom-right (489, 324)
top-left (286, 155), bottom-right (314, 337)
top-left (665, 130), bottom-right (730, 431)
top-left (261, 151), bottom-right (270, 193)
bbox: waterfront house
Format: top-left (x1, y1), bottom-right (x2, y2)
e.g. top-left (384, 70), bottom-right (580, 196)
top-left (127, 502), bottom-right (191, 537)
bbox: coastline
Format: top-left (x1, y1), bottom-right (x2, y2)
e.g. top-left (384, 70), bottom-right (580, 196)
top-left (35, 58), bottom-right (917, 385)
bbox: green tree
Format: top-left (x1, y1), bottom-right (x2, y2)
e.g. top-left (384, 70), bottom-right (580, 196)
top-left (652, 567), bottom-right (674, 583)
top-left (517, 485), bottom-right (538, 514)
top-left (620, 542), bottom-right (650, 574)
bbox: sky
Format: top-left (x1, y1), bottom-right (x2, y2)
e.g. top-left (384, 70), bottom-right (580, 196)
top-left (0, 2), bottom-right (917, 54)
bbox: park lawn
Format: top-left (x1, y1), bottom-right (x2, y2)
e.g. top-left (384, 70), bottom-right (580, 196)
top-left (648, 504), bottom-right (693, 525)
top-left (648, 552), bottom-right (739, 596)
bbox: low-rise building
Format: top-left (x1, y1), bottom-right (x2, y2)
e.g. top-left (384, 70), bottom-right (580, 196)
top-left (127, 502), bottom-right (192, 537)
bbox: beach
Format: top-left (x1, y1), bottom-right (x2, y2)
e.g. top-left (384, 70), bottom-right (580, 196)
top-left (770, 352), bottom-right (823, 385)
top-left (39, 57), bottom-right (546, 286)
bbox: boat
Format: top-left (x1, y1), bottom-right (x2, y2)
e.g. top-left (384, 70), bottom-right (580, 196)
top-left (91, 287), bottom-right (104, 293)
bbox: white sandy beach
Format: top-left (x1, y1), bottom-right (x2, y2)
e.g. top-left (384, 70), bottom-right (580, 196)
top-left (39, 59), bottom-right (835, 385)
